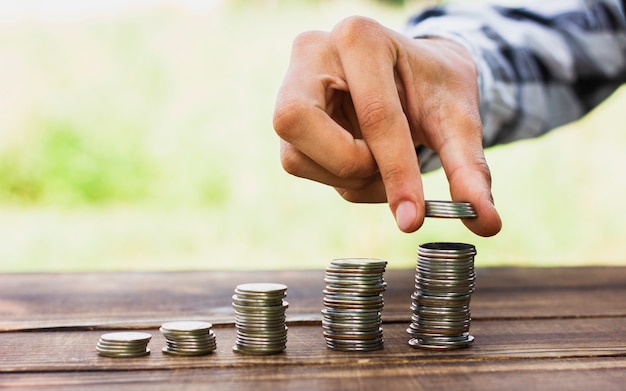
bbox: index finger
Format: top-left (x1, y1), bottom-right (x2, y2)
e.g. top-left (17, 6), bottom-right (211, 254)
top-left (332, 17), bottom-right (424, 232)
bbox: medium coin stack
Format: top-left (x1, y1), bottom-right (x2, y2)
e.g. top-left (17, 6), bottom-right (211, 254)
top-left (96, 331), bottom-right (151, 358)
top-left (232, 283), bottom-right (288, 355)
top-left (160, 321), bottom-right (217, 356)
top-left (322, 258), bottom-right (388, 352)
top-left (425, 200), bottom-right (477, 219)
top-left (408, 242), bottom-right (477, 350)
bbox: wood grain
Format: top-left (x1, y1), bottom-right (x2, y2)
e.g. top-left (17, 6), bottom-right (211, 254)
top-left (2, 319), bottom-right (625, 373)
top-left (2, 267), bottom-right (626, 331)
top-left (1, 267), bottom-right (626, 390)
top-left (2, 358), bottom-right (626, 391)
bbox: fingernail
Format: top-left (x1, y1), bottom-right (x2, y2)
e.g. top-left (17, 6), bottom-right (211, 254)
top-left (395, 201), bottom-right (416, 232)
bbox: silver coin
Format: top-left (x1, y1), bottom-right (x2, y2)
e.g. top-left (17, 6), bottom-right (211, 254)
top-left (235, 321), bottom-right (286, 330)
top-left (325, 267), bottom-right (386, 275)
top-left (97, 348), bottom-right (150, 358)
top-left (418, 242), bottom-right (477, 256)
top-left (235, 282), bottom-right (287, 294)
top-left (330, 258), bottom-right (387, 269)
top-left (162, 333), bottom-right (216, 342)
top-left (424, 201), bottom-right (477, 219)
top-left (160, 321), bottom-right (212, 333)
top-left (236, 329), bottom-right (288, 338)
top-left (162, 350), bottom-right (215, 357)
top-left (96, 339), bottom-right (150, 348)
top-left (232, 345), bottom-right (285, 355)
top-left (409, 335), bottom-right (474, 350)
top-left (99, 332), bottom-right (152, 343)
top-left (323, 285), bottom-right (387, 295)
top-left (326, 340), bottom-right (384, 352)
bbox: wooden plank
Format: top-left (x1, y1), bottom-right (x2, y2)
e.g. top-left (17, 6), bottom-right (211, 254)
top-left (2, 267), bottom-right (626, 331)
top-left (0, 270), bottom-right (327, 330)
top-left (2, 318), bottom-right (625, 373)
top-left (473, 267), bottom-right (626, 319)
top-left (1, 356), bottom-right (626, 390)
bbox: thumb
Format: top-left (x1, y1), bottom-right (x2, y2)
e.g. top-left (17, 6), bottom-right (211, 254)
top-left (440, 141), bottom-right (502, 237)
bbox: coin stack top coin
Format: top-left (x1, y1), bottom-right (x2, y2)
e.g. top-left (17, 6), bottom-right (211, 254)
top-left (160, 321), bottom-right (217, 356)
top-left (232, 283), bottom-right (288, 355)
top-left (408, 242), bottom-right (476, 350)
top-left (96, 331), bottom-right (151, 358)
top-left (322, 258), bottom-right (388, 352)
top-left (425, 200), bottom-right (477, 219)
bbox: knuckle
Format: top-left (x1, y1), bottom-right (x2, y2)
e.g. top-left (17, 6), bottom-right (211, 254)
top-left (474, 158), bottom-right (493, 184)
top-left (335, 179), bottom-right (386, 203)
top-left (334, 159), bottom-right (363, 180)
top-left (448, 153), bottom-right (492, 187)
top-left (333, 16), bottom-right (381, 47)
top-left (279, 144), bottom-right (304, 177)
top-left (291, 30), bottom-right (327, 53)
top-left (335, 187), bottom-right (365, 203)
top-left (379, 164), bottom-right (405, 185)
top-left (357, 96), bottom-right (395, 133)
top-left (337, 189), bottom-right (359, 203)
top-left (272, 98), bottom-right (308, 141)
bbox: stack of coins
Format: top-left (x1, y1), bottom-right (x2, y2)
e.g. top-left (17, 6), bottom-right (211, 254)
top-left (232, 283), bottom-right (288, 355)
top-left (321, 258), bottom-right (388, 351)
top-left (96, 331), bottom-right (151, 358)
top-left (408, 242), bottom-right (476, 350)
top-left (160, 321), bottom-right (217, 356)
top-left (425, 200), bottom-right (477, 219)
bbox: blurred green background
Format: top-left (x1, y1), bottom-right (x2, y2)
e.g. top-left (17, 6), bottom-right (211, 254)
top-left (1, 0), bottom-right (624, 272)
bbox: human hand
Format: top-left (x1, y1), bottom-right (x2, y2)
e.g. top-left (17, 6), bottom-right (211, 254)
top-left (273, 16), bottom-right (501, 236)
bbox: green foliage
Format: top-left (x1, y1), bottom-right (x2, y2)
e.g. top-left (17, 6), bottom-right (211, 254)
top-left (0, 117), bottom-right (151, 204)
top-left (0, 0), bottom-right (623, 272)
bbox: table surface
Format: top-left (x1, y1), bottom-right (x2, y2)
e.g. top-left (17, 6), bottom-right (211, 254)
top-left (1, 267), bottom-right (626, 390)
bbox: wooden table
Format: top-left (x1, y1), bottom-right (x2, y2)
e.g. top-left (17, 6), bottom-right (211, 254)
top-left (1, 267), bottom-right (626, 390)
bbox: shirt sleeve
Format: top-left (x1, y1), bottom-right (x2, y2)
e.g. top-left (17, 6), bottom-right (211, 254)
top-left (404, 0), bottom-right (626, 172)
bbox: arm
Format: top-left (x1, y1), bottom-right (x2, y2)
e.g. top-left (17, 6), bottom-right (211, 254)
top-left (406, 0), bottom-right (626, 171)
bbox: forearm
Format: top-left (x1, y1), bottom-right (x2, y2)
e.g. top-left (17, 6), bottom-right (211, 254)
top-left (406, 0), bottom-right (626, 157)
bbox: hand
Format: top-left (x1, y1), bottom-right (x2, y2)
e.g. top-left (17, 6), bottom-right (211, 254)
top-left (273, 16), bottom-right (501, 237)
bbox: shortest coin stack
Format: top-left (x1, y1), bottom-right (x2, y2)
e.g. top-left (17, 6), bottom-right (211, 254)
top-left (232, 283), bottom-right (288, 355)
top-left (160, 321), bottom-right (217, 356)
top-left (97, 331), bottom-right (151, 358)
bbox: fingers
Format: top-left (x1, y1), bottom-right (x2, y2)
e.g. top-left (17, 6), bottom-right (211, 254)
top-left (331, 17), bottom-right (425, 232)
top-left (274, 21), bottom-right (501, 236)
top-left (402, 37), bottom-right (501, 237)
top-left (279, 140), bottom-right (377, 191)
top-left (435, 108), bottom-right (502, 237)
top-left (274, 31), bottom-right (378, 182)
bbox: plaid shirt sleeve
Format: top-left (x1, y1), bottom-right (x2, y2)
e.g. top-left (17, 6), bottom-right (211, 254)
top-left (404, 0), bottom-right (626, 172)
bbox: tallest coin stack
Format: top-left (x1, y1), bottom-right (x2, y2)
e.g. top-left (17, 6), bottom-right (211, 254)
top-left (407, 200), bottom-right (479, 350)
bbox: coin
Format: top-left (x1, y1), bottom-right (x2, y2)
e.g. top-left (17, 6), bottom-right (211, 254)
top-left (424, 200), bottom-right (477, 219)
top-left (160, 321), bottom-right (212, 334)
